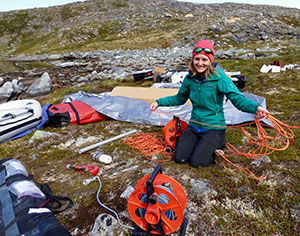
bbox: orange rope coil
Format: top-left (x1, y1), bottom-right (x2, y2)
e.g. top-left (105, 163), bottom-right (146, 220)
top-left (217, 114), bottom-right (299, 180)
top-left (124, 133), bottom-right (174, 162)
top-left (124, 110), bottom-right (300, 180)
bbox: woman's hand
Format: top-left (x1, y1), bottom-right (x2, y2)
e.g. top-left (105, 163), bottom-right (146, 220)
top-left (150, 102), bottom-right (158, 111)
top-left (256, 106), bottom-right (269, 119)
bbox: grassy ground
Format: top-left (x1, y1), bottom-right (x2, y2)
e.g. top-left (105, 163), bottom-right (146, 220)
top-left (0, 50), bottom-right (299, 235)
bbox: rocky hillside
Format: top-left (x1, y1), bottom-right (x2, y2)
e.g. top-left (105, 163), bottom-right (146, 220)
top-left (0, 0), bottom-right (300, 101)
top-left (0, 0), bottom-right (300, 56)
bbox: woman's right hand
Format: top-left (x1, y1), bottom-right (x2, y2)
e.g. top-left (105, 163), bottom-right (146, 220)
top-left (256, 106), bottom-right (269, 119)
top-left (150, 102), bottom-right (158, 111)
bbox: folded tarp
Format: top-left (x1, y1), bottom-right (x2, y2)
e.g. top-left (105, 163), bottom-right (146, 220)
top-left (62, 91), bottom-right (190, 126)
top-left (62, 90), bottom-right (267, 126)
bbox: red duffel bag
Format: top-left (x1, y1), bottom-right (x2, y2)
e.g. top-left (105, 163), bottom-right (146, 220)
top-left (47, 101), bottom-right (107, 127)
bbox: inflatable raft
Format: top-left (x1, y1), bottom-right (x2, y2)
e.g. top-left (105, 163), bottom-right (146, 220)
top-left (0, 99), bottom-right (42, 142)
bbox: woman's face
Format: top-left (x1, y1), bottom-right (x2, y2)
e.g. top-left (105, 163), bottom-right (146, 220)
top-left (193, 54), bottom-right (210, 73)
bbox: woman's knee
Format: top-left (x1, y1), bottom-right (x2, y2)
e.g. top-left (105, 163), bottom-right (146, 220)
top-left (173, 152), bottom-right (189, 164)
top-left (189, 158), bottom-right (213, 168)
top-left (189, 149), bottom-right (215, 167)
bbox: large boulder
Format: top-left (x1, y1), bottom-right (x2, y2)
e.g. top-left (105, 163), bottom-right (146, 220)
top-left (25, 72), bottom-right (52, 97)
top-left (0, 81), bottom-right (14, 101)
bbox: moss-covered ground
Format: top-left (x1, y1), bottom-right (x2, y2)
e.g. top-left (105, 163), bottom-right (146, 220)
top-left (0, 47), bottom-right (299, 235)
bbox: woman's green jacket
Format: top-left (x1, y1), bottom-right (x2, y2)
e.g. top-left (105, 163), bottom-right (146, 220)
top-left (157, 68), bottom-right (260, 130)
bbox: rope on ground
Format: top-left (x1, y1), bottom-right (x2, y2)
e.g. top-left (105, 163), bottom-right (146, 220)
top-left (123, 132), bottom-right (174, 162)
top-left (215, 114), bottom-right (300, 180)
top-left (124, 109), bottom-right (300, 180)
top-left (215, 149), bottom-right (267, 181)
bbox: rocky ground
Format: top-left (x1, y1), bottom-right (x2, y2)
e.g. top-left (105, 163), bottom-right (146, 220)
top-left (0, 43), bottom-right (293, 102)
top-left (0, 1), bottom-right (299, 236)
top-left (0, 44), bottom-right (299, 236)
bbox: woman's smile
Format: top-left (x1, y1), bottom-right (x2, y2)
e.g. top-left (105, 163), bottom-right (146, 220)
top-left (193, 54), bottom-right (210, 73)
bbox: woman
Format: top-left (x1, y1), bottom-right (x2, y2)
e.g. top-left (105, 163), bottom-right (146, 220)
top-left (150, 39), bottom-right (269, 168)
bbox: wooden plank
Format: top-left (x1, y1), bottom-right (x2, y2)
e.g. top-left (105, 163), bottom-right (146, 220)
top-left (110, 86), bottom-right (192, 105)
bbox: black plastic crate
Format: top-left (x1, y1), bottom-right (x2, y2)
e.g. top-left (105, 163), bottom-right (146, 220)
top-left (133, 69), bottom-right (153, 81)
top-left (231, 75), bottom-right (247, 89)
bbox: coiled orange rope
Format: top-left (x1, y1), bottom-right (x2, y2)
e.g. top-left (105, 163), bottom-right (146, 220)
top-left (217, 114), bottom-right (299, 180)
top-left (124, 132), bottom-right (174, 162)
top-left (124, 110), bottom-right (300, 180)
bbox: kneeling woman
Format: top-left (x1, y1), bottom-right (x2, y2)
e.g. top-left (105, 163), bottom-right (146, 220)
top-left (150, 39), bottom-right (269, 167)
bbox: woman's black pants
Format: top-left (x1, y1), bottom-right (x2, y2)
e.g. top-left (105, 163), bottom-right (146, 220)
top-left (173, 126), bottom-right (226, 167)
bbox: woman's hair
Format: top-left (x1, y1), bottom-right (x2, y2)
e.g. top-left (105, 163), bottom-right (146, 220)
top-left (189, 61), bottom-right (218, 79)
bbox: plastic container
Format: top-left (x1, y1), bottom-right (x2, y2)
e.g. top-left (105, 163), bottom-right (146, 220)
top-left (92, 152), bottom-right (112, 164)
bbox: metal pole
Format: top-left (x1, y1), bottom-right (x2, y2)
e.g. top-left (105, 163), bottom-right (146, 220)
top-left (78, 129), bottom-right (138, 154)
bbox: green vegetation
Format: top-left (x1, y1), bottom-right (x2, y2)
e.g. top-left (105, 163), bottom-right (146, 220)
top-left (111, 0), bottom-right (129, 8)
top-left (97, 21), bottom-right (121, 37)
top-left (278, 15), bottom-right (300, 27)
top-left (13, 61), bottom-right (55, 71)
top-left (0, 10), bottom-right (30, 34)
top-left (59, 5), bottom-right (80, 21)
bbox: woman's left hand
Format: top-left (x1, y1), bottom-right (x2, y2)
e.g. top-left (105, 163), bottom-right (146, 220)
top-left (256, 106), bottom-right (269, 119)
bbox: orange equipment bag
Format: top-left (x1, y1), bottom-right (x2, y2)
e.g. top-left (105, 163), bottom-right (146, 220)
top-left (163, 116), bottom-right (188, 148)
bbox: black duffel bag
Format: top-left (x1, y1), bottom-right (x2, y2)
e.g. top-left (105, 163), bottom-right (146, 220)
top-left (0, 158), bottom-right (73, 236)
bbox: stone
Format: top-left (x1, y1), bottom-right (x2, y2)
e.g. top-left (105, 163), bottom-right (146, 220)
top-left (25, 72), bottom-right (52, 97)
top-left (89, 213), bottom-right (118, 236)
